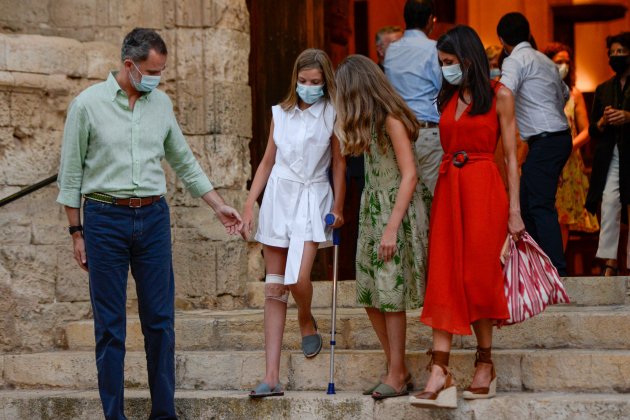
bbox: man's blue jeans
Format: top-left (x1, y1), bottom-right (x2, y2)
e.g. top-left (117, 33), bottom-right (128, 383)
top-left (83, 197), bottom-right (176, 420)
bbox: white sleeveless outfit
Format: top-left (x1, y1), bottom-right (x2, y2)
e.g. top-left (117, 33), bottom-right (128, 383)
top-left (255, 99), bottom-right (335, 285)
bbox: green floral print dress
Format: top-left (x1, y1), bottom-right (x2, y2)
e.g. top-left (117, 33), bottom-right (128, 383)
top-left (356, 126), bottom-right (431, 311)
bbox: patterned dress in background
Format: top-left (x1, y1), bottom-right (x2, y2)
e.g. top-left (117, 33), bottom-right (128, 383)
top-left (355, 126), bottom-right (430, 312)
top-left (556, 95), bottom-right (600, 233)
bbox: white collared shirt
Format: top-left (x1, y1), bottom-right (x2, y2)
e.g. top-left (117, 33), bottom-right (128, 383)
top-left (500, 42), bottom-right (569, 140)
top-left (255, 99), bottom-right (336, 285)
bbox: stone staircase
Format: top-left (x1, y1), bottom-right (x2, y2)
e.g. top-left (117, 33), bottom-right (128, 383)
top-left (1, 277), bottom-right (629, 419)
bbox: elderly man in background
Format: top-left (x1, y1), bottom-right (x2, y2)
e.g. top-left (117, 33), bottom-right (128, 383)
top-left (57, 28), bottom-right (242, 419)
top-left (375, 25), bottom-right (403, 71)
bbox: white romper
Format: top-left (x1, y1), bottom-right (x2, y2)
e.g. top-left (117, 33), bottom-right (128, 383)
top-left (255, 99), bottom-right (336, 285)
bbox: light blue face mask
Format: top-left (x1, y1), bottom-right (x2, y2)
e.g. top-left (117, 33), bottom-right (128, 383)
top-left (296, 83), bottom-right (325, 104)
top-left (490, 68), bottom-right (501, 79)
top-left (441, 63), bottom-right (463, 85)
top-left (130, 61), bottom-right (161, 92)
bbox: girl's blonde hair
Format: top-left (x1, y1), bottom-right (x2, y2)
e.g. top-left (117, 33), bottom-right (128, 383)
top-left (334, 55), bottom-right (420, 156)
top-left (280, 49), bottom-right (336, 111)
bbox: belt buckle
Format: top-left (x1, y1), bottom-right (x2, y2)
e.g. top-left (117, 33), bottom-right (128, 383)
top-left (452, 151), bottom-right (468, 168)
top-left (128, 197), bottom-right (142, 208)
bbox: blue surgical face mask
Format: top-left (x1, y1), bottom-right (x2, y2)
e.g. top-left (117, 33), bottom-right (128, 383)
top-left (490, 68), bottom-right (501, 79)
top-left (442, 63), bottom-right (463, 85)
top-left (130, 61), bottom-right (161, 92)
top-left (296, 83), bottom-right (325, 104)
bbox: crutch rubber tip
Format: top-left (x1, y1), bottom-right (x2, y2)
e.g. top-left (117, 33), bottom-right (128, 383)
top-left (327, 383), bottom-right (336, 395)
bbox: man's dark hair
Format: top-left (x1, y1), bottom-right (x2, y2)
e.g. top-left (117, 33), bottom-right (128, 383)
top-left (404, 0), bottom-right (434, 30)
top-left (436, 25), bottom-right (493, 116)
top-left (121, 28), bottom-right (167, 62)
top-left (606, 31), bottom-right (630, 52)
top-left (497, 12), bottom-right (530, 47)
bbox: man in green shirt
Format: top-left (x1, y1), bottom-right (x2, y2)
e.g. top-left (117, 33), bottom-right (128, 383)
top-left (57, 28), bottom-right (242, 420)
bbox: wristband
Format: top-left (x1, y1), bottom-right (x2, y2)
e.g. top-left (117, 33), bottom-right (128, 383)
top-left (68, 225), bottom-right (83, 235)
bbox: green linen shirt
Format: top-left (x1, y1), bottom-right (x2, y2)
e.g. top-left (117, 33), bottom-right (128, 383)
top-left (56, 72), bottom-right (213, 208)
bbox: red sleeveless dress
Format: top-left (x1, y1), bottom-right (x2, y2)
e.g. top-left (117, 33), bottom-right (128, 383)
top-left (420, 83), bottom-right (510, 335)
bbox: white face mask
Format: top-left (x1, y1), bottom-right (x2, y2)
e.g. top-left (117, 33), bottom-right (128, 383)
top-left (442, 63), bottom-right (463, 85)
top-left (556, 63), bottom-right (569, 80)
top-left (296, 83), bottom-right (325, 104)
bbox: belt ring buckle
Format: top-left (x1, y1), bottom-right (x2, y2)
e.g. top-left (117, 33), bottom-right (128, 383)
top-left (452, 151), bottom-right (468, 168)
top-left (129, 197), bottom-right (142, 208)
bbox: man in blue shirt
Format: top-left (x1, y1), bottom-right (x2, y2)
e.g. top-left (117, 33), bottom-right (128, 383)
top-left (385, 0), bottom-right (443, 194)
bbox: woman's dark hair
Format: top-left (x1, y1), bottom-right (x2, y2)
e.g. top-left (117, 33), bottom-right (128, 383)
top-left (543, 42), bottom-right (575, 88)
top-left (436, 25), bottom-right (493, 116)
top-left (404, 0), bottom-right (434, 30)
top-left (497, 12), bottom-right (530, 47)
top-left (606, 31), bottom-right (630, 51)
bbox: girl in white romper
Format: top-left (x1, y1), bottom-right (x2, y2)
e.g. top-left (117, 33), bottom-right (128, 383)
top-left (241, 49), bottom-right (346, 398)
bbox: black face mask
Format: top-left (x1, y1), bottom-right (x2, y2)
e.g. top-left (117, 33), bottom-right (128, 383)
top-left (609, 55), bottom-right (630, 74)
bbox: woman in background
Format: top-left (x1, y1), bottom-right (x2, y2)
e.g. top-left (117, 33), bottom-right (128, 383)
top-left (544, 42), bottom-right (599, 250)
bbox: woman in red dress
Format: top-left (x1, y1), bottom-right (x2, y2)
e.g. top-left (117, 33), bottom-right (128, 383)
top-left (410, 25), bottom-right (525, 408)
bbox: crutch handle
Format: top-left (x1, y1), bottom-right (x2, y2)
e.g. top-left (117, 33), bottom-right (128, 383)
top-left (325, 213), bottom-right (341, 245)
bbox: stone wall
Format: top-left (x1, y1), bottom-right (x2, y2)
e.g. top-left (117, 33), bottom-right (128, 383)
top-left (0, 0), bottom-right (262, 353)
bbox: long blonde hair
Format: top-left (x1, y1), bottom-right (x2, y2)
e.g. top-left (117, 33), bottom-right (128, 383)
top-left (334, 55), bottom-right (420, 156)
top-left (280, 49), bottom-right (336, 111)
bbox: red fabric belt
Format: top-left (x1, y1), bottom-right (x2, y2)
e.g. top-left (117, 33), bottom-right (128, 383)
top-left (439, 151), bottom-right (494, 173)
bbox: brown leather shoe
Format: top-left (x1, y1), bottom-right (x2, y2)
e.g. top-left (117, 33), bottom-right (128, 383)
top-left (462, 346), bottom-right (497, 400)
top-left (409, 350), bottom-right (457, 408)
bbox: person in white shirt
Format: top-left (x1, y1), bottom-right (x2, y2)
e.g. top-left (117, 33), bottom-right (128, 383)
top-left (241, 49), bottom-right (346, 398)
top-left (497, 12), bottom-right (571, 276)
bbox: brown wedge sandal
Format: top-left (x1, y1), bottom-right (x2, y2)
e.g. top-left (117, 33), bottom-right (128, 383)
top-left (462, 346), bottom-right (497, 400)
top-left (409, 350), bottom-right (457, 408)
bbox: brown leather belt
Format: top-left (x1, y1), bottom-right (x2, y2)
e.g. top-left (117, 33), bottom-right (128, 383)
top-left (84, 192), bottom-right (162, 208)
top-left (418, 121), bottom-right (439, 128)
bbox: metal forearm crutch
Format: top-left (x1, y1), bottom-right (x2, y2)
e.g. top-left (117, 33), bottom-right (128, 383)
top-left (325, 213), bottom-right (340, 395)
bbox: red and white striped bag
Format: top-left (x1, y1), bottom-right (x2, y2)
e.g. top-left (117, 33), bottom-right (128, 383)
top-left (499, 232), bottom-right (570, 325)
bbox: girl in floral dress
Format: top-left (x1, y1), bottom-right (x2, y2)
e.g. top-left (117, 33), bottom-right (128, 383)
top-left (335, 54), bottom-right (430, 400)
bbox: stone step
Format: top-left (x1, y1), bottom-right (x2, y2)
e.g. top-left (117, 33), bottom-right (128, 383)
top-left (4, 349), bottom-right (630, 394)
top-left (1, 390), bottom-right (630, 420)
top-left (64, 305), bottom-right (630, 351)
top-left (246, 276), bottom-right (628, 309)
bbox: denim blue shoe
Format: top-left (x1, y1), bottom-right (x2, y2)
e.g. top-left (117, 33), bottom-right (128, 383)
top-left (302, 316), bottom-right (322, 358)
top-left (249, 382), bottom-right (284, 398)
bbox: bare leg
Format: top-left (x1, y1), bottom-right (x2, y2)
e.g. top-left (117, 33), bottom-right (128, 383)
top-left (288, 241), bottom-right (319, 337)
top-left (261, 245), bottom-right (288, 388)
top-left (365, 307), bottom-right (391, 379)
top-left (419, 328), bottom-right (453, 394)
top-left (470, 319), bottom-right (494, 388)
top-left (379, 311), bottom-right (409, 391)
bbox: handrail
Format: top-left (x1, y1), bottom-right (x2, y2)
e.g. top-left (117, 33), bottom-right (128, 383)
top-left (0, 174), bottom-right (57, 208)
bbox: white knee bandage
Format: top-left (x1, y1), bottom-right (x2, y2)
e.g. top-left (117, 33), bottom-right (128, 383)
top-left (265, 274), bottom-right (289, 303)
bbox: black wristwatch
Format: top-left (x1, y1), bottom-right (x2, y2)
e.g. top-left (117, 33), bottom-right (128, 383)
top-left (68, 225), bottom-right (83, 235)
